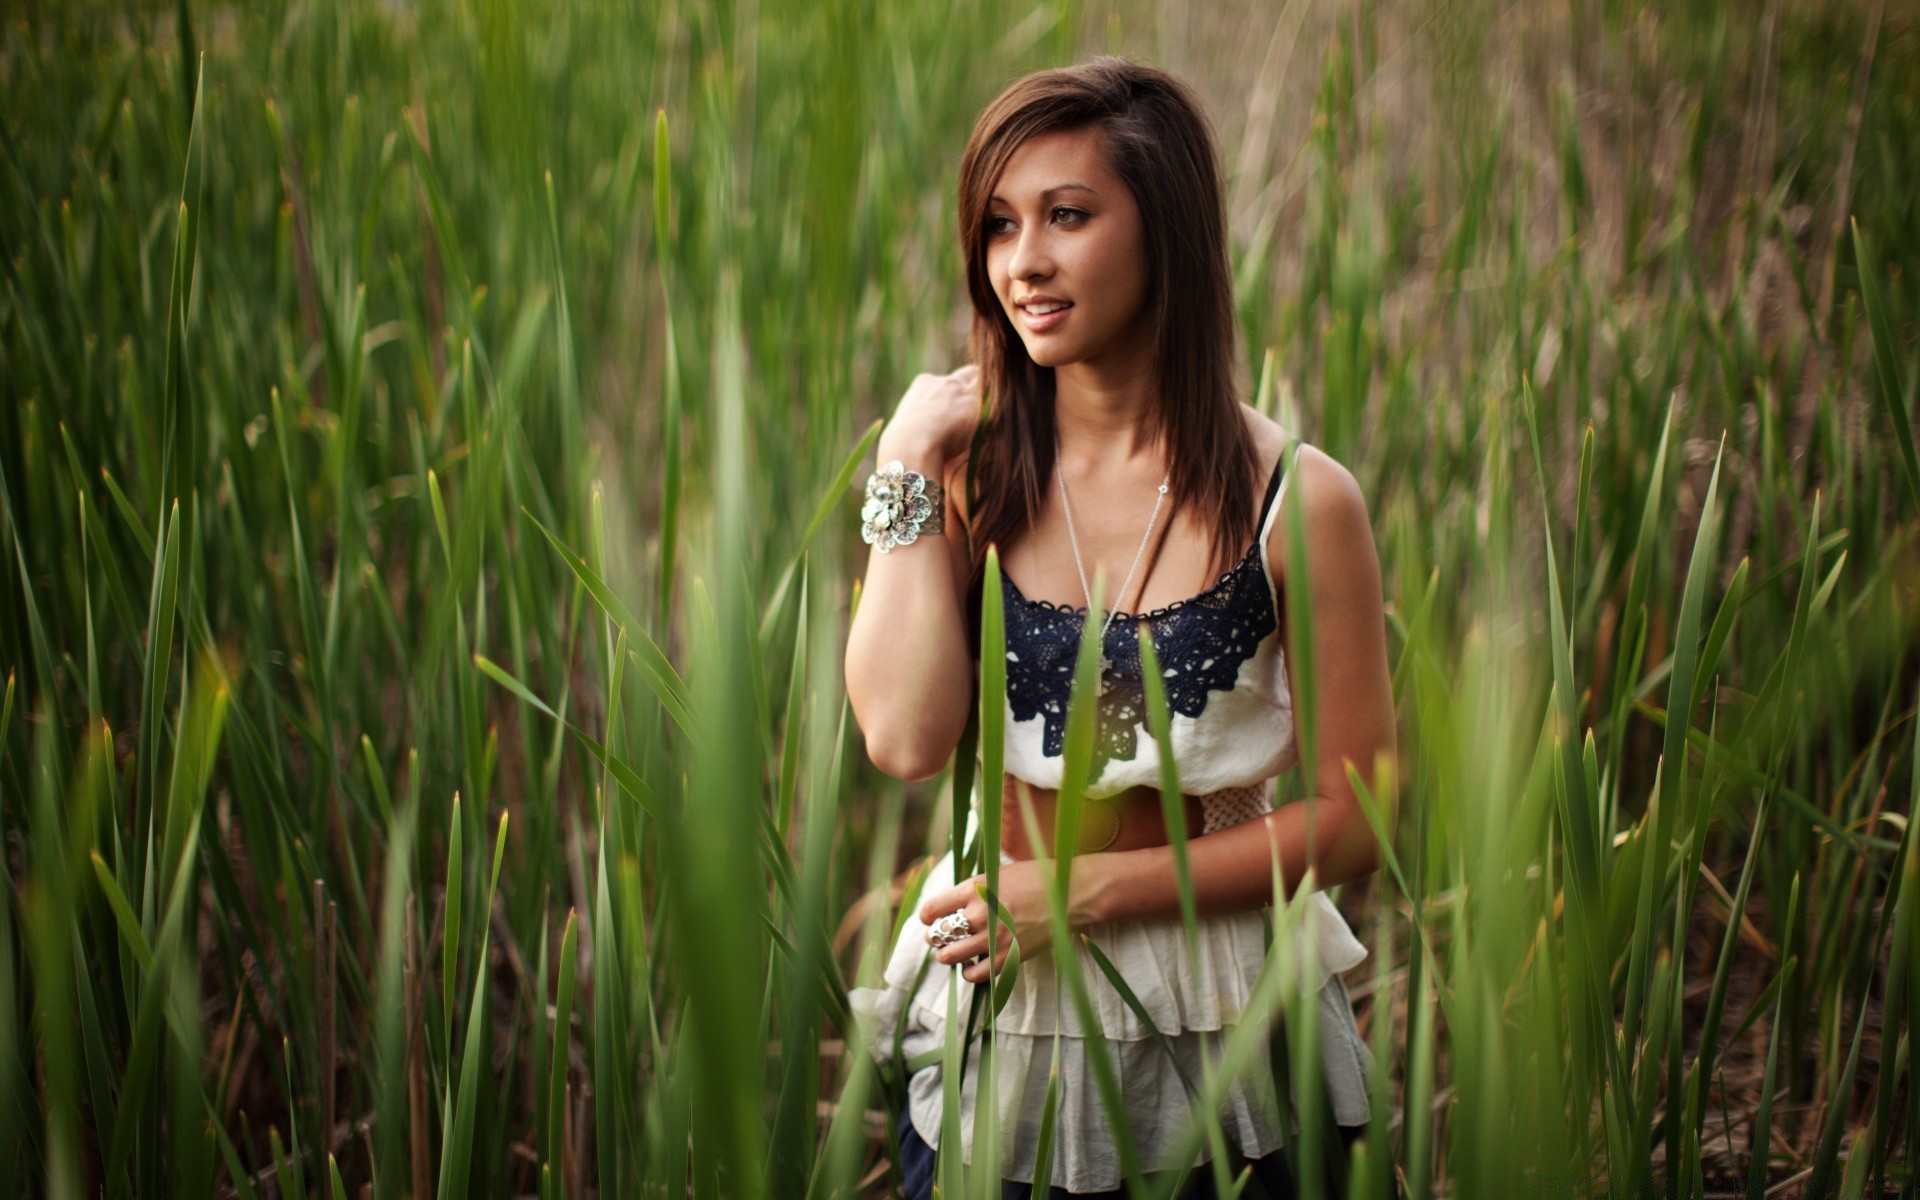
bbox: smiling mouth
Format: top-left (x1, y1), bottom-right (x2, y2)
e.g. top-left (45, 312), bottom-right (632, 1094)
top-left (1017, 301), bottom-right (1073, 330)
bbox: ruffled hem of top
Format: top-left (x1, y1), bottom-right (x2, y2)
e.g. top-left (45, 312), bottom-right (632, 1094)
top-left (844, 849), bottom-right (1377, 1191)
top-left (851, 849), bottom-right (1368, 1046)
top-left (907, 981), bottom-right (1375, 1186)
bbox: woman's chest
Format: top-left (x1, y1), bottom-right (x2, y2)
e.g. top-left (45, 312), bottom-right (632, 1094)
top-left (996, 549), bottom-right (1286, 768)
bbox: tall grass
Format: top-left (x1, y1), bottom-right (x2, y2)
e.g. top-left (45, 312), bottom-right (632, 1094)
top-left (3, 0), bottom-right (1917, 1195)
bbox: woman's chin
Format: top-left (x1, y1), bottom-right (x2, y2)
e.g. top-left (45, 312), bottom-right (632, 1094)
top-left (1019, 339), bottom-right (1078, 369)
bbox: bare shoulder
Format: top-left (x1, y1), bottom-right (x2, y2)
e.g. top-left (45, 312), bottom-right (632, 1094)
top-left (1230, 399), bottom-right (1364, 521)
top-left (1237, 402), bottom-right (1291, 473)
top-left (1290, 444), bottom-right (1370, 526)
top-left (1262, 432), bottom-right (1378, 579)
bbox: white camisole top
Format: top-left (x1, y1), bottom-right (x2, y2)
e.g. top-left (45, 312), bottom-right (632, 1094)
top-left (994, 446), bottom-right (1297, 812)
top-left (847, 441), bottom-right (1376, 1192)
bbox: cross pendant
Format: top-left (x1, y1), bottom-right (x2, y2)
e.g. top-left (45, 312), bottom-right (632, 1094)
top-left (1097, 655), bottom-right (1114, 694)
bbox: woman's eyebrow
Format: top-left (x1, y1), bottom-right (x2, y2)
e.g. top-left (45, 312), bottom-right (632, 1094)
top-left (988, 182), bottom-right (1097, 205)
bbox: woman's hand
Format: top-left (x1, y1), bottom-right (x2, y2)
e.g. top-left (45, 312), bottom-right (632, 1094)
top-left (918, 856), bottom-right (1105, 985)
top-left (879, 364), bottom-right (983, 467)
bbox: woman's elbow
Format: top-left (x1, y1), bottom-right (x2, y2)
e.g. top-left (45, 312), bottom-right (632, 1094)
top-left (844, 665), bottom-right (969, 780)
top-left (862, 733), bottom-right (953, 782)
top-left (849, 700), bottom-right (961, 781)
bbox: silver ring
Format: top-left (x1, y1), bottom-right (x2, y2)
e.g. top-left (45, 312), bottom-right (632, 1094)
top-left (927, 908), bottom-right (972, 948)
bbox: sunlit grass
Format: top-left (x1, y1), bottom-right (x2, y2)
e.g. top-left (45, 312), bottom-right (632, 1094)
top-left (3, 0), bottom-right (1918, 1196)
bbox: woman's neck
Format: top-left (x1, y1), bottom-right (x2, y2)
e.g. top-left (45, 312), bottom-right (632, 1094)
top-left (1052, 344), bottom-right (1161, 470)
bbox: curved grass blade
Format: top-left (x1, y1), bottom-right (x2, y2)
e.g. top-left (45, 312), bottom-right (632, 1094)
top-left (1853, 219), bottom-right (1920, 512)
top-left (975, 521), bottom-right (1009, 1194)
top-left (654, 109), bottom-right (682, 628)
top-left (1137, 627), bottom-right (1199, 962)
top-left (981, 546), bottom-right (1008, 966)
top-left (1746, 875), bottom-right (1801, 1200)
top-left (473, 653), bottom-right (557, 719)
top-left (936, 966), bottom-right (967, 1199)
top-left (1028, 1040), bottom-right (1062, 1193)
top-left (103, 663), bottom-right (227, 1194)
top-left (370, 778), bottom-right (418, 1193)
top-left (1050, 571), bottom-right (1107, 893)
top-left (522, 507), bottom-right (691, 722)
top-left (472, 653), bottom-right (665, 821)
top-left (1688, 791), bottom-right (1770, 1143)
top-left (436, 812), bottom-right (508, 1200)
top-left (1653, 436), bottom-right (1725, 850)
top-left (1152, 894), bottom-right (1310, 1199)
top-left (1605, 397), bottom-right (1676, 780)
top-left (758, 419), bottom-right (886, 646)
top-left (547, 910), bottom-right (579, 1192)
top-left (442, 795), bottom-right (464, 1061)
top-left (1081, 935), bottom-right (1199, 1101)
top-left (89, 851), bottom-right (155, 978)
top-left (1039, 569), bottom-right (1146, 1190)
top-left (0, 670), bottom-right (13, 775)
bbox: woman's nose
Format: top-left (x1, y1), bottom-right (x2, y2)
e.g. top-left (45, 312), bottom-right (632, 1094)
top-left (1007, 225), bottom-right (1053, 282)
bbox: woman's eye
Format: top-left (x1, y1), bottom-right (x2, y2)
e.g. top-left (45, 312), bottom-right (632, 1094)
top-left (986, 209), bottom-right (1084, 235)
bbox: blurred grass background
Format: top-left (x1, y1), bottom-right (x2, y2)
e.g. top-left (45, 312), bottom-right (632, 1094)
top-left (3, 0), bottom-right (1918, 1195)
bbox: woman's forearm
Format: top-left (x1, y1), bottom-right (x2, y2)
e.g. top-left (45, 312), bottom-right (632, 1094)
top-left (843, 434), bottom-right (974, 780)
top-left (1080, 794), bottom-right (1382, 926)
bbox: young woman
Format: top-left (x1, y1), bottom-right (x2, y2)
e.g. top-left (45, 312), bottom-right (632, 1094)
top-left (845, 58), bottom-right (1400, 1199)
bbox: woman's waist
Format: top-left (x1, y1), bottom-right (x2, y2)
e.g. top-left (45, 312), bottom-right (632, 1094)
top-left (988, 776), bottom-right (1204, 860)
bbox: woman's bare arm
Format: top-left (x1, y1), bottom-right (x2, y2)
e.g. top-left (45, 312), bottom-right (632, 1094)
top-left (844, 367), bottom-right (982, 780)
top-left (1078, 445), bottom-right (1398, 923)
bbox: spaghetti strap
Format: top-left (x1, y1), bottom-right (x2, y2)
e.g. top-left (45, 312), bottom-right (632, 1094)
top-left (1257, 440), bottom-right (1294, 609)
top-left (1257, 440), bottom-right (1292, 542)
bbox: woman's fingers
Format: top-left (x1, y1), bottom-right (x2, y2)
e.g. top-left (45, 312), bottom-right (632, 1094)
top-left (961, 936), bottom-right (1016, 984)
top-left (919, 869), bottom-right (1034, 986)
top-left (919, 874), bottom-right (985, 928)
top-left (931, 930), bottom-right (988, 965)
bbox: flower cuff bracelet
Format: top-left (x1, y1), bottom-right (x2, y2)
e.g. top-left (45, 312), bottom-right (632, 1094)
top-left (860, 460), bottom-right (945, 553)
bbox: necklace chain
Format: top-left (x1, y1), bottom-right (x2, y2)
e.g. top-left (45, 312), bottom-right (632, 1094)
top-left (1056, 454), bottom-right (1171, 685)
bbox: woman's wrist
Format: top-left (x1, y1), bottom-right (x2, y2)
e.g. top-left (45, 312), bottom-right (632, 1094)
top-left (876, 428), bottom-right (947, 473)
top-left (1068, 851), bottom-right (1124, 928)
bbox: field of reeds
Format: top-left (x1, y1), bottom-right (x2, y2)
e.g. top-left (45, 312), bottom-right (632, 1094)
top-left (4, 0), bottom-right (1918, 1196)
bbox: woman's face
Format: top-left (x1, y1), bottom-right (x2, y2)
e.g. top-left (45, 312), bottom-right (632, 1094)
top-left (984, 126), bottom-right (1152, 371)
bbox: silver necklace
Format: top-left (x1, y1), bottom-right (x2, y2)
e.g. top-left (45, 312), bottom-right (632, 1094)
top-left (1055, 453), bottom-right (1171, 693)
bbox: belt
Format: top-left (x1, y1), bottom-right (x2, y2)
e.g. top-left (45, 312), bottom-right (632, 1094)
top-left (997, 776), bottom-right (1210, 860)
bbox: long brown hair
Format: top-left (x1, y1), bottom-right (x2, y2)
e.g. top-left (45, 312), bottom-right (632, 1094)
top-left (958, 56), bottom-right (1259, 627)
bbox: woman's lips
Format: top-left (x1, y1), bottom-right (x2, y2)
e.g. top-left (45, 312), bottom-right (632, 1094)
top-left (1017, 301), bottom-right (1072, 332)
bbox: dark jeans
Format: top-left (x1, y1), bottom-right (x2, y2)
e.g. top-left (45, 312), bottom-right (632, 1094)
top-left (893, 1102), bottom-right (1401, 1200)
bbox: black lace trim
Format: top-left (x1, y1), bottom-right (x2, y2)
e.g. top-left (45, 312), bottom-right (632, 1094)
top-left (1007, 541), bottom-right (1261, 621)
top-left (999, 542), bottom-right (1278, 775)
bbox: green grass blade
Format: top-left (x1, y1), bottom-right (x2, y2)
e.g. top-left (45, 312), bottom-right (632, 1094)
top-left (473, 653), bottom-right (558, 719)
top-left (1689, 792), bottom-right (1769, 1141)
top-left (1747, 874), bottom-right (1802, 1200)
top-left (88, 851), bottom-right (155, 977)
top-left (1028, 1040), bottom-right (1062, 1193)
top-left (1050, 571), bottom-right (1107, 896)
top-left (760, 420), bottom-right (886, 647)
top-left (442, 794), bottom-right (464, 1062)
top-left (548, 909), bottom-right (579, 1189)
top-left (1852, 219), bottom-right (1920, 512)
top-left (1081, 934), bottom-right (1200, 1100)
top-left (1137, 626), bottom-right (1199, 959)
top-left (980, 546), bottom-right (1008, 967)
